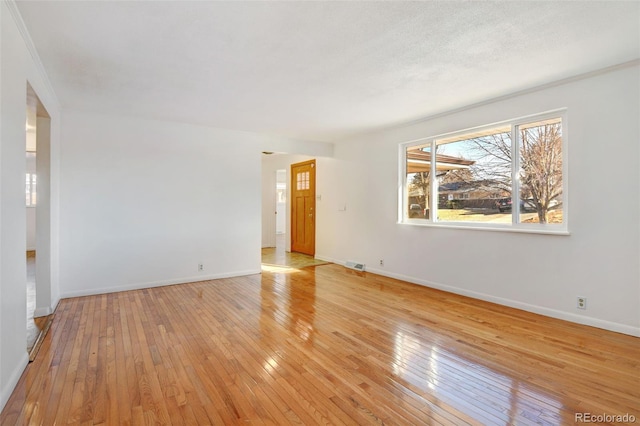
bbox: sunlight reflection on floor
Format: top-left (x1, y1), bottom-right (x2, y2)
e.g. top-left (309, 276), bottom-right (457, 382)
top-left (260, 264), bottom-right (300, 274)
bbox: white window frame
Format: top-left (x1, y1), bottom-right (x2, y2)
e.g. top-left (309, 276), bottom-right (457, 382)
top-left (399, 109), bottom-right (568, 235)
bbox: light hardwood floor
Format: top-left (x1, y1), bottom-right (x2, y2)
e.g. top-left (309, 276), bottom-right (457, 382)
top-left (26, 251), bottom-right (38, 351)
top-left (2, 263), bottom-right (639, 425)
top-left (26, 251), bottom-right (55, 361)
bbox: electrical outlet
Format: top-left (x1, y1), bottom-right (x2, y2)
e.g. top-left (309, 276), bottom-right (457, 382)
top-left (379, 259), bottom-right (384, 266)
top-left (577, 296), bottom-right (587, 310)
top-left (198, 263), bottom-right (204, 271)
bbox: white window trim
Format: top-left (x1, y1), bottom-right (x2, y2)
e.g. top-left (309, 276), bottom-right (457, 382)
top-left (399, 109), bottom-right (569, 235)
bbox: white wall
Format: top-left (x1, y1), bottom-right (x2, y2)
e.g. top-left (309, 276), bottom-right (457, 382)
top-left (0, 1), bottom-right (61, 411)
top-left (26, 209), bottom-right (36, 250)
top-left (35, 116), bottom-right (52, 317)
top-left (317, 64), bottom-right (640, 336)
top-left (261, 136), bottom-right (333, 159)
top-left (58, 111), bottom-right (263, 297)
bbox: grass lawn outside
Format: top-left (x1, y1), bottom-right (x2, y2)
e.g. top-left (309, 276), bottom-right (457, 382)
top-left (522, 209), bottom-right (563, 224)
top-left (434, 208), bottom-right (563, 224)
top-left (436, 209), bottom-right (512, 223)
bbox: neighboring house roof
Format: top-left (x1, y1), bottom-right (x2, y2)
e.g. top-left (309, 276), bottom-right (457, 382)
top-left (406, 149), bottom-right (475, 173)
top-left (439, 180), bottom-right (508, 194)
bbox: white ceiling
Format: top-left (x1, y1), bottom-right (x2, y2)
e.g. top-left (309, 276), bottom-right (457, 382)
top-left (16, 1), bottom-right (640, 142)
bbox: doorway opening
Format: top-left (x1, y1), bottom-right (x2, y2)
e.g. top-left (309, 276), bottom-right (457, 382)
top-left (26, 83), bottom-right (54, 361)
top-left (275, 169), bottom-right (286, 251)
top-left (261, 156), bottom-right (328, 270)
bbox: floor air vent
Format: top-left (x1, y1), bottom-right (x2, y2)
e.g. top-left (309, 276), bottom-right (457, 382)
top-left (345, 261), bottom-right (365, 272)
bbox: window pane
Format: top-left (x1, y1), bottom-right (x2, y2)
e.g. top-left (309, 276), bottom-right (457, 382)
top-left (435, 127), bottom-right (512, 223)
top-left (406, 143), bottom-right (430, 219)
top-left (519, 118), bottom-right (563, 224)
top-left (296, 171), bottom-right (310, 190)
top-left (26, 174), bottom-right (31, 206)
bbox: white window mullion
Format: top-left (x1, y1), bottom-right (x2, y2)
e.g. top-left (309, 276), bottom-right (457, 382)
top-left (430, 139), bottom-right (437, 222)
top-left (399, 143), bottom-right (408, 222)
top-left (512, 124), bottom-right (520, 224)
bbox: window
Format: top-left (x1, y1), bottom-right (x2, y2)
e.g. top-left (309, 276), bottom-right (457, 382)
top-left (402, 112), bottom-right (566, 232)
top-left (26, 173), bottom-right (37, 207)
top-left (296, 171), bottom-right (310, 190)
top-left (26, 151), bottom-right (37, 207)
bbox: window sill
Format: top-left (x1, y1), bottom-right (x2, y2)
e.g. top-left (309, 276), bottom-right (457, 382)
top-left (400, 220), bottom-right (570, 236)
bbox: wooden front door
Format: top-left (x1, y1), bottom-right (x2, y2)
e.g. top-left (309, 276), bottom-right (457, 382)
top-left (291, 160), bottom-right (316, 256)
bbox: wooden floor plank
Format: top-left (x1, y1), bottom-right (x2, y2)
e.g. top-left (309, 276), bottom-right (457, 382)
top-left (2, 263), bottom-right (639, 425)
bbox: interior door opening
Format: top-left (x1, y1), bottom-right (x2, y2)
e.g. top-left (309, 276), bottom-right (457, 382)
top-left (275, 169), bottom-right (286, 250)
top-left (26, 83), bottom-right (53, 360)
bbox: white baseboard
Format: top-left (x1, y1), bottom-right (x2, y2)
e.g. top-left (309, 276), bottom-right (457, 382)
top-left (0, 352), bottom-right (29, 414)
top-left (314, 254), bottom-right (342, 264)
top-left (317, 255), bottom-right (640, 338)
top-left (59, 269), bottom-right (262, 299)
top-left (377, 267), bottom-right (640, 337)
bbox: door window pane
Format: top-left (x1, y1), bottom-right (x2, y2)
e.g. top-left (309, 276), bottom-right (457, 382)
top-left (296, 171), bottom-right (310, 190)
